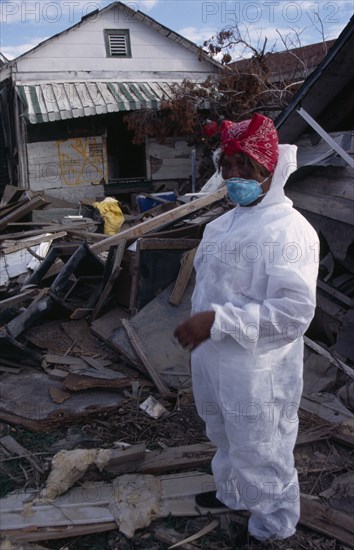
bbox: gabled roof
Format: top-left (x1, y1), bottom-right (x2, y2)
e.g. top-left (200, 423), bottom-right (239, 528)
top-left (0, 53), bottom-right (9, 67)
top-left (276, 16), bottom-right (354, 142)
top-left (1, 1), bottom-right (220, 70)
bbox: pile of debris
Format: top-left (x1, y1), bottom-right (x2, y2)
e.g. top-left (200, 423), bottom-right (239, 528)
top-left (0, 185), bottom-right (353, 549)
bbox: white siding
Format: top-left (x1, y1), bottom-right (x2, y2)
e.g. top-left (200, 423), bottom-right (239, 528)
top-left (15, 5), bottom-right (217, 80)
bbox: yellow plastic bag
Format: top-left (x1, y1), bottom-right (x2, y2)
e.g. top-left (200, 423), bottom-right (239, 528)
top-left (92, 197), bottom-right (124, 235)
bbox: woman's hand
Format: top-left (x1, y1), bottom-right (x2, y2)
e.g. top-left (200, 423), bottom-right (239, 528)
top-left (174, 311), bottom-right (215, 351)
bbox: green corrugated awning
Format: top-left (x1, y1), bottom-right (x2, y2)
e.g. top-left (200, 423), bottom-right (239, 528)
top-left (16, 81), bottom-right (179, 124)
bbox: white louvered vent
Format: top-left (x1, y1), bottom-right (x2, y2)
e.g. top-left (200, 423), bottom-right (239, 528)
top-left (108, 33), bottom-right (128, 56)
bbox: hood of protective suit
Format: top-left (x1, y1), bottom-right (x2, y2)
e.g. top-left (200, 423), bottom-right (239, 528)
top-left (254, 144), bottom-right (297, 209)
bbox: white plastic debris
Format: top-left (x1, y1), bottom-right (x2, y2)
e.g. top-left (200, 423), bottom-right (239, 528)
top-left (139, 395), bottom-right (168, 419)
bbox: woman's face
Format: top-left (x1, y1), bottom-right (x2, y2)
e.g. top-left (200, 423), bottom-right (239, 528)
top-left (221, 153), bottom-right (265, 182)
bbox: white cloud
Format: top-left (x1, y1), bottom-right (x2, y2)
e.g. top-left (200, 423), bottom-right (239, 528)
top-left (178, 26), bottom-right (218, 45)
top-left (137, 0), bottom-right (159, 12)
top-left (1, 37), bottom-right (49, 60)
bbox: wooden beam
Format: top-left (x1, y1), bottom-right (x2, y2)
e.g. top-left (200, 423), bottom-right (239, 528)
top-left (0, 222), bottom-right (99, 241)
top-left (90, 189), bottom-right (227, 254)
top-left (304, 336), bottom-right (354, 379)
top-left (0, 195), bottom-right (49, 231)
top-left (0, 289), bottom-right (38, 311)
top-left (63, 373), bottom-right (135, 391)
top-left (137, 238), bottom-right (200, 251)
top-left (287, 190), bottom-right (354, 225)
top-left (300, 494), bottom-right (354, 546)
top-left (169, 248), bottom-right (197, 306)
top-left (317, 279), bottom-right (354, 308)
top-left (91, 240), bottom-right (126, 321)
top-left (105, 443), bottom-right (146, 469)
top-left (1, 232), bottom-right (67, 254)
top-left (121, 318), bottom-right (173, 399)
top-left (0, 435), bottom-right (44, 474)
top-left (136, 442), bottom-right (215, 475)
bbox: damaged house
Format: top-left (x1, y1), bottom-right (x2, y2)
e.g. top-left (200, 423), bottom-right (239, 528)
top-left (0, 1), bottom-right (220, 201)
top-left (276, 15), bottom-right (354, 365)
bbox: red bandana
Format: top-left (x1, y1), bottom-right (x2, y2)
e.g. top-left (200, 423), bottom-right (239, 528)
top-left (221, 113), bottom-right (279, 173)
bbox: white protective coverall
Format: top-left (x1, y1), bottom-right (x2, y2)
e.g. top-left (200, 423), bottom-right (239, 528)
top-left (191, 145), bottom-right (319, 540)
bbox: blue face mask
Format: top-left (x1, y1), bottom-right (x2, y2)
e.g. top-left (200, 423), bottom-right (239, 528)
top-left (225, 177), bottom-right (265, 206)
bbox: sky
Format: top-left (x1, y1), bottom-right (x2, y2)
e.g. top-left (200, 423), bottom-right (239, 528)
top-left (0, 0), bottom-right (353, 61)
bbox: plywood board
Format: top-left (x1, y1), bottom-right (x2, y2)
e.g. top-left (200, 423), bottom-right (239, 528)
top-left (107, 279), bottom-right (194, 388)
top-left (0, 472), bottom-right (220, 542)
top-left (0, 371), bottom-right (125, 431)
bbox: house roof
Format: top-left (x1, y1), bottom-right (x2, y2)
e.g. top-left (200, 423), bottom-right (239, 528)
top-left (264, 40), bottom-right (336, 81)
top-left (230, 39), bottom-right (336, 83)
top-left (275, 16), bottom-right (354, 143)
top-left (1, 1), bottom-right (221, 71)
top-left (0, 53), bottom-right (9, 68)
top-left (17, 81), bottom-right (181, 124)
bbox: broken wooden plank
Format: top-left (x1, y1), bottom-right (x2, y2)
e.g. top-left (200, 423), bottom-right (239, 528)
top-left (300, 493), bottom-right (354, 547)
top-left (0, 365), bottom-right (24, 374)
top-left (0, 472), bottom-right (220, 542)
top-left (0, 371), bottom-right (125, 432)
top-left (90, 188), bottom-right (227, 254)
top-left (108, 280), bottom-right (194, 388)
top-left (70, 308), bottom-right (94, 320)
top-left (5, 296), bottom-right (54, 339)
top-left (0, 289), bottom-right (38, 311)
top-left (317, 279), bottom-right (354, 307)
top-left (82, 356), bottom-right (112, 371)
top-left (91, 307), bottom-right (129, 345)
top-left (154, 527), bottom-right (200, 549)
top-left (169, 248), bottom-right (197, 306)
top-left (107, 281), bottom-right (193, 388)
top-left (28, 288), bottom-right (49, 307)
top-left (304, 336), bottom-right (354, 378)
top-left (0, 332), bottom-right (43, 367)
top-left (0, 435), bottom-right (44, 474)
top-left (0, 223), bottom-right (96, 241)
top-left (91, 240), bottom-right (126, 321)
top-left (0, 195), bottom-right (49, 231)
top-left (105, 443), bottom-right (146, 470)
top-left (65, 229), bottom-right (105, 241)
top-left (63, 373), bottom-right (135, 391)
top-left (299, 407), bottom-right (354, 448)
top-left (301, 393), bottom-right (353, 423)
top-left (1, 232), bottom-right (67, 255)
top-left (121, 319), bottom-right (173, 399)
top-left (168, 520), bottom-right (219, 549)
top-left (135, 238), bottom-right (200, 251)
top-left (44, 354), bottom-right (86, 367)
top-left (0, 184), bottom-right (25, 206)
top-left (287, 190), bottom-right (353, 225)
top-left (134, 443), bottom-right (215, 475)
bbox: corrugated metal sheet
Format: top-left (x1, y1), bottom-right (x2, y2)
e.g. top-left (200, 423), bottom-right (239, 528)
top-left (16, 81), bottom-right (179, 124)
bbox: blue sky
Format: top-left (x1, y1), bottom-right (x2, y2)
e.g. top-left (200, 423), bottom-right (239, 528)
top-left (1, 0), bottom-right (353, 60)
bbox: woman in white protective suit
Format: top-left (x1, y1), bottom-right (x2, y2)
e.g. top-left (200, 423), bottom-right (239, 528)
top-left (175, 113), bottom-right (319, 541)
